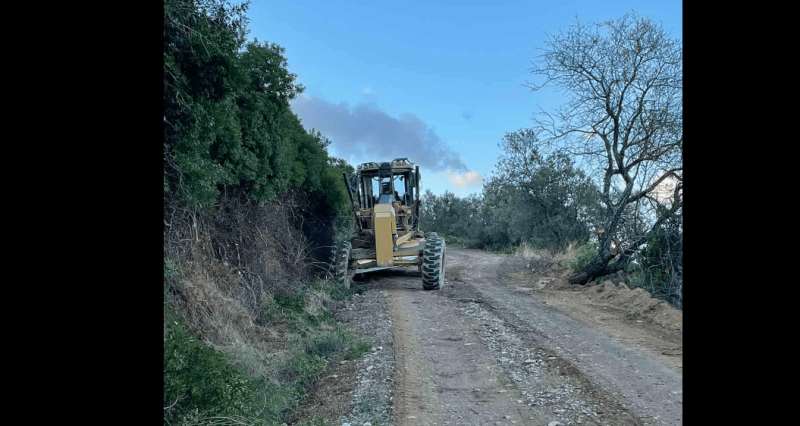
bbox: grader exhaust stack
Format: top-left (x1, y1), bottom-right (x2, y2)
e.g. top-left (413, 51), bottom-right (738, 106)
top-left (332, 158), bottom-right (445, 290)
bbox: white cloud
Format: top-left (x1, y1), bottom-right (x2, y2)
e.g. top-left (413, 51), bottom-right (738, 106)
top-left (361, 87), bottom-right (372, 94)
top-left (446, 171), bottom-right (483, 188)
top-left (649, 172), bottom-right (682, 204)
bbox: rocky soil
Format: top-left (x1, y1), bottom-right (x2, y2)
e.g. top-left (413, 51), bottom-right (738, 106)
top-left (295, 248), bottom-right (682, 426)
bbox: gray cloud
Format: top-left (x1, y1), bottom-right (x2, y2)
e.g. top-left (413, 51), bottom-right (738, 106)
top-left (291, 96), bottom-right (468, 172)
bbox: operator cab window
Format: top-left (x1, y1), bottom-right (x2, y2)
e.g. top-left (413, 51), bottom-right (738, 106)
top-left (377, 179), bottom-right (395, 204)
top-left (394, 175), bottom-right (408, 204)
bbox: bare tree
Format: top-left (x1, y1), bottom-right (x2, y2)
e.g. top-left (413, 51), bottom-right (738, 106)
top-left (525, 12), bottom-right (682, 284)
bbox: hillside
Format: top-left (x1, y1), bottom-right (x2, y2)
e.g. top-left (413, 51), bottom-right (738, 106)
top-left (164, 187), bottom-right (376, 425)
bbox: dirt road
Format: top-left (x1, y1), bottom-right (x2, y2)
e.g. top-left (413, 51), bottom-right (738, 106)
top-left (316, 247), bottom-right (682, 426)
top-left (378, 247), bottom-right (682, 426)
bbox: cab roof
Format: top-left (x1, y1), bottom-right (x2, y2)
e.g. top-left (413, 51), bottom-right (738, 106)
top-left (357, 158), bottom-right (415, 172)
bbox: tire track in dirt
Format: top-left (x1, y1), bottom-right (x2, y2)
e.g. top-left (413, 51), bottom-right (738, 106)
top-left (386, 276), bottom-right (550, 426)
top-left (387, 282), bottom-right (441, 425)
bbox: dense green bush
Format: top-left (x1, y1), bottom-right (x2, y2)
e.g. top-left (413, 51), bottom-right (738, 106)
top-left (164, 4), bottom-right (373, 423)
top-left (164, 310), bottom-right (263, 425)
top-left (164, 0), bottom-right (354, 219)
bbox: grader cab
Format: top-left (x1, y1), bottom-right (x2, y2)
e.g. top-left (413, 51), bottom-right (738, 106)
top-left (331, 158), bottom-right (445, 290)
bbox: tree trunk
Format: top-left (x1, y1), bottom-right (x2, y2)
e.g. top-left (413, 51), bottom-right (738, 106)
top-left (568, 233), bottom-right (634, 284)
top-left (568, 252), bottom-right (612, 284)
top-left (569, 254), bottom-right (631, 284)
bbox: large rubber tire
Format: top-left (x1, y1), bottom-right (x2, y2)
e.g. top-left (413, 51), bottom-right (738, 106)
top-left (333, 241), bottom-right (352, 288)
top-left (422, 237), bottom-right (446, 290)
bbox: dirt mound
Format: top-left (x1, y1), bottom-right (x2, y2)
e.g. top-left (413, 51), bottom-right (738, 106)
top-left (518, 255), bottom-right (682, 335)
top-left (585, 281), bottom-right (682, 333)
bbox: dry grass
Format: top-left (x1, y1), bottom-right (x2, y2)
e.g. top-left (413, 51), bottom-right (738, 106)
top-left (515, 242), bottom-right (544, 260)
top-left (168, 253), bottom-right (287, 373)
top-left (163, 189), bottom-right (369, 424)
top-left (170, 258), bottom-right (254, 343)
top-left (515, 241), bottom-right (579, 263)
top-left (167, 229), bottom-right (335, 384)
top-left (552, 241), bottom-right (579, 263)
top-left (164, 188), bottom-right (340, 375)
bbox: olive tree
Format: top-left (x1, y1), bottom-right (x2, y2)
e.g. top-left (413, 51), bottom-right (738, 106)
top-left (525, 12), bottom-right (682, 284)
top-left (490, 129), bottom-right (602, 253)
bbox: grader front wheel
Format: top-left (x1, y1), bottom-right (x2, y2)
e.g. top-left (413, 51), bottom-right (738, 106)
top-left (333, 240), bottom-right (353, 288)
top-left (422, 237), bottom-right (446, 290)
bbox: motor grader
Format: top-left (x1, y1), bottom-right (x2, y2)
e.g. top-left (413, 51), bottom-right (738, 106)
top-left (331, 158), bottom-right (445, 290)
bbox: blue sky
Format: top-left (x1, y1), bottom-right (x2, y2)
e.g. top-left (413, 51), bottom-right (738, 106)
top-left (245, 0), bottom-right (682, 197)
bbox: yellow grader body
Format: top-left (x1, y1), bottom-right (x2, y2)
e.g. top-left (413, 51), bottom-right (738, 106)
top-left (373, 204), bottom-right (396, 267)
top-left (331, 158), bottom-right (446, 290)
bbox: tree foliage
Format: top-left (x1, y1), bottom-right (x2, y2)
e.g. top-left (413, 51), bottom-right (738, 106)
top-left (420, 130), bottom-right (601, 253)
top-left (525, 12), bottom-right (683, 283)
top-left (163, 2), bottom-right (360, 422)
top-left (163, 0), bottom-right (350, 215)
top-left (487, 129), bottom-right (601, 252)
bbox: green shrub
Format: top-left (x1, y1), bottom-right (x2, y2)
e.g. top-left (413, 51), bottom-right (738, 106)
top-left (346, 340), bottom-right (372, 360)
top-left (252, 378), bottom-right (305, 424)
top-left (307, 333), bottom-right (346, 357)
top-left (290, 350), bottom-right (328, 381)
top-left (166, 289), bottom-right (374, 425)
top-left (570, 241), bottom-right (598, 269)
top-left (441, 233), bottom-right (468, 247)
top-left (164, 311), bottom-right (262, 425)
top-left (276, 294), bottom-right (306, 311)
top-left (164, 258), bottom-right (177, 277)
top-left (261, 293), bottom-right (312, 325)
top-left (497, 245), bottom-right (515, 255)
top-left (328, 283), bottom-right (364, 301)
top-left (260, 293), bottom-right (283, 323)
top-left (305, 309), bottom-right (334, 326)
